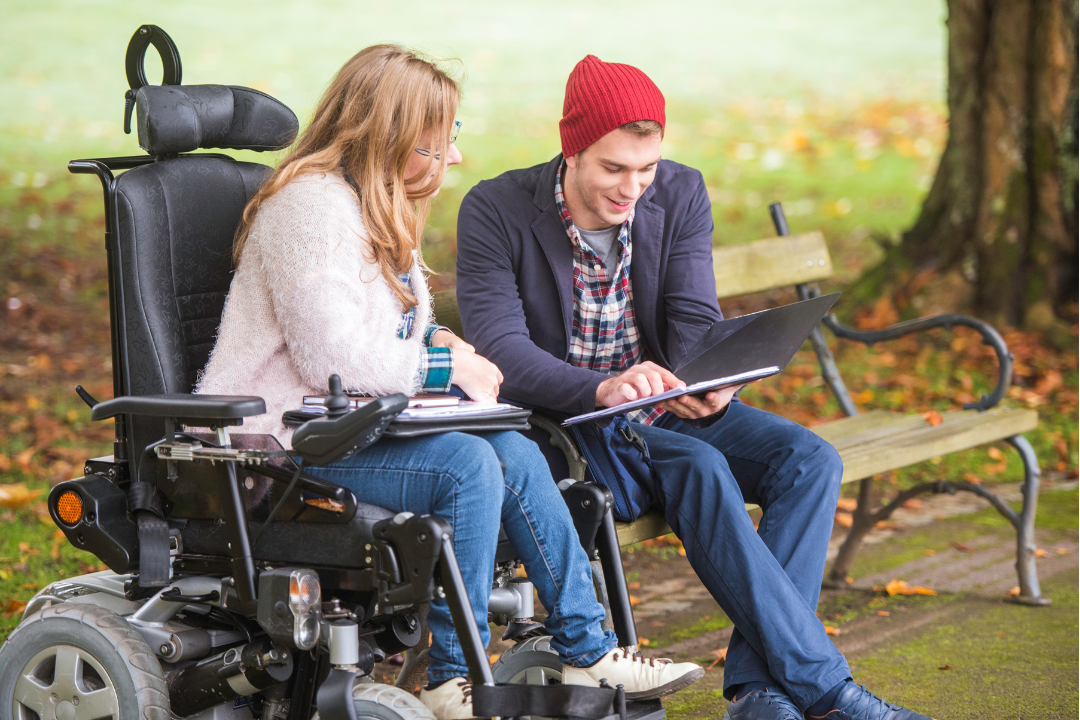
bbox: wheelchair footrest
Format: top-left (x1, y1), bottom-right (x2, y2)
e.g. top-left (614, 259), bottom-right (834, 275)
top-left (624, 699), bottom-right (666, 720)
top-left (472, 682), bottom-right (635, 720)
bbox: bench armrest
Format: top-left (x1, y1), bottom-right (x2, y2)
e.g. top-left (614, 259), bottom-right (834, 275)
top-left (91, 394), bottom-right (267, 422)
top-left (820, 310), bottom-right (1012, 411)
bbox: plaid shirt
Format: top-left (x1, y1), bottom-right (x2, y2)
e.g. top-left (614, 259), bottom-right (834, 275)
top-left (397, 271), bottom-right (453, 393)
top-left (554, 162), bottom-right (662, 425)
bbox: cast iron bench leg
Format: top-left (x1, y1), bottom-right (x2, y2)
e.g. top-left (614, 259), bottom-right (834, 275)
top-left (1006, 434), bottom-right (1050, 606)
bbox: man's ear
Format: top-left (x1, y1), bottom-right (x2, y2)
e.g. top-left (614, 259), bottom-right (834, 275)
top-left (564, 151), bottom-right (581, 170)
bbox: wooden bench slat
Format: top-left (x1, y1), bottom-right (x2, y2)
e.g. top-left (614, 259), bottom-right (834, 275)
top-left (714, 232), bottom-right (833, 299)
top-left (824, 407), bottom-right (1038, 484)
top-left (616, 407), bottom-right (1038, 546)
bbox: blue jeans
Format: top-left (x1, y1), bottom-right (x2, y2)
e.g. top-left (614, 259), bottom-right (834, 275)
top-left (638, 401), bottom-right (851, 711)
top-left (303, 430), bottom-right (617, 682)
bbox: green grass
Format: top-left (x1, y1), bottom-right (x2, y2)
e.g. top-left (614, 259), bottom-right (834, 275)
top-left (848, 569), bottom-right (1080, 719)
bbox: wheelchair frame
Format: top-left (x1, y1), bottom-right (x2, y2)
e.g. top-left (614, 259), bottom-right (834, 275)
top-left (4, 24), bottom-right (662, 720)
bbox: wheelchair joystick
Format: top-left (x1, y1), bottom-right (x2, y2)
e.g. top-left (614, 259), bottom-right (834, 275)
top-left (325, 374), bottom-right (350, 419)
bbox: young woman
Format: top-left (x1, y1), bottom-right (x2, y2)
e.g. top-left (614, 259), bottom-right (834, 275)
top-left (197, 45), bottom-right (701, 719)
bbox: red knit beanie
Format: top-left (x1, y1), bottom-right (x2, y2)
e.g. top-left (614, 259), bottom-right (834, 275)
top-left (559, 55), bottom-right (666, 158)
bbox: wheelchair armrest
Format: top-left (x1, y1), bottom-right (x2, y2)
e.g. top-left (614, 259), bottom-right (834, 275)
top-left (90, 394), bottom-right (266, 424)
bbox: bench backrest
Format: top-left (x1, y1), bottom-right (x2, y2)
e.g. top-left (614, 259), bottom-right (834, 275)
top-left (432, 231), bottom-right (834, 334)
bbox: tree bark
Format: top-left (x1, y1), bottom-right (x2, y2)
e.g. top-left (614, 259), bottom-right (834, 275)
top-left (862, 0), bottom-right (1078, 328)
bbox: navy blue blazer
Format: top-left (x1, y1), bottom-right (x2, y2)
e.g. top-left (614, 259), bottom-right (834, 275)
top-left (456, 154), bottom-right (724, 417)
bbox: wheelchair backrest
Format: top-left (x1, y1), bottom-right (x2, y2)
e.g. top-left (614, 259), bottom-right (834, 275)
top-left (104, 83), bottom-right (297, 482)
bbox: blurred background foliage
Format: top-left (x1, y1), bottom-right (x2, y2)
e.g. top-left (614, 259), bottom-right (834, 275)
top-left (0, 0), bottom-right (1075, 637)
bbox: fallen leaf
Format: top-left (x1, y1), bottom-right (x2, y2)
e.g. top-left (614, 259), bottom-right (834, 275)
top-left (923, 410), bottom-right (943, 426)
top-left (867, 597), bottom-right (887, 607)
top-left (824, 625), bottom-right (840, 636)
top-left (488, 653), bottom-right (500, 664)
top-left (627, 581), bottom-right (641, 590)
top-left (987, 446), bottom-right (1003, 460)
top-left (996, 631), bottom-right (1007, 637)
top-left (950, 541), bottom-right (976, 553)
top-left (629, 595), bottom-right (641, 607)
top-left (884, 579), bottom-right (906, 596)
top-left (1054, 548), bottom-right (1070, 555)
top-left (1007, 586), bottom-right (1021, 597)
top-left (901, 498), bottom-right (923, 510)
top-left (0, 454), bottom-right (10, 472)
top-left (876, 611), bottom-right (890, 617)
top-left (937, 664), bottom-right (952, 671)
top-left (923, 549), bottom-right (936, 556)
top-left (2, 599), bottom-right (27, 617)
top-left (1033, 548), bottom-right (1048, 558)
top-left (0, 483), bottom-right (43, 509)
top-left (882, 578), bottom-right (937, 596)
top-left (14, 448), bottom-right (35, 473)
top-left (844, 576), bottom-right (854, 585)
top-left (875, 520), bottom-right (903, 530)
top-left (639, 637), bottom-right (650, 647)
top-left (834, 511), bottom-right (854, 528)
top-left (836, 497), bottom-right (858, 512)
top-left (706, 647), bottom-right (727, 670)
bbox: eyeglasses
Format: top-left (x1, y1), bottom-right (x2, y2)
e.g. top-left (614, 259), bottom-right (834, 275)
top-left (414, 120), bottom-right (462, 159)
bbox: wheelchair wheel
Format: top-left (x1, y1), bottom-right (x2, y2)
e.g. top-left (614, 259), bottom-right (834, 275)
top-left (312, 683), bottom-right (435, 720)
top-left (490, 634), bottom-right (563, 686)
top-left (0, 602), bottom-right (169, 720)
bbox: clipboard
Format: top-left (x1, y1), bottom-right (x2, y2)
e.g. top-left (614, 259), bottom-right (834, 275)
top-left (563, 292), bottom-right (841, 426)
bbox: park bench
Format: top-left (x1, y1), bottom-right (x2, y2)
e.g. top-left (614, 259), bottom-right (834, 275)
top-left (432, 206), bottom-right (1046, 606)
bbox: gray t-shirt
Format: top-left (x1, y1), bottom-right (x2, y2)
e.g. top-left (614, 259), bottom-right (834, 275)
top-left (577, 225), bottom-right (623, 273)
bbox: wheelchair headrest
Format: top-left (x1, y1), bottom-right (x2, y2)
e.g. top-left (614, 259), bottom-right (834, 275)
top-left (135, 84), bottom-right (299, 156)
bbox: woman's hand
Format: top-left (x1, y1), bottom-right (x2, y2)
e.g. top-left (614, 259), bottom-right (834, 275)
top-left (452, 347), bottom-right (503, 404)
top-left (431, 329), bottom-right (474, 352)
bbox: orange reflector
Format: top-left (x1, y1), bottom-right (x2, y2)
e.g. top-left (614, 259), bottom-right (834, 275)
top-left (56, 491), bottom-right (83, 525)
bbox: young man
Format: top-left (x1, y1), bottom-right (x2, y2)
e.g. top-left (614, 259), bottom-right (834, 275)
top-left (456, 55), bottom-right (934, 720)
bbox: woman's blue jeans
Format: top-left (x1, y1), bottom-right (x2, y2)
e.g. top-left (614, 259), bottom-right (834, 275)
top-left (303, 430), bottom-right (617, 682)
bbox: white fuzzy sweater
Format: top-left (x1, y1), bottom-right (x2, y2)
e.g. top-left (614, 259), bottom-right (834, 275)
top-left (196, 170), bottom-right (433, 446)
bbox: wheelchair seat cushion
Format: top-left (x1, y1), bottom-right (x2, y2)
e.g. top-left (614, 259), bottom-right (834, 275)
top-left (136, 84), bottom-right (298, 155)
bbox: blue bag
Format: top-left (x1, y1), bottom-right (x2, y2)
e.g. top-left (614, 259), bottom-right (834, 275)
top-left (570, 416), bottom-right (657, 522)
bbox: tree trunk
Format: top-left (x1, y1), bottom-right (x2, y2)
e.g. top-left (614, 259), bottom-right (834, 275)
top-left (861, 0), bottom-right (1078, 329)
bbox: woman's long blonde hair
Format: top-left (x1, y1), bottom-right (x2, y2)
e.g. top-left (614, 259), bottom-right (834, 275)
top-left (234, 45), bottom-right (460, 309)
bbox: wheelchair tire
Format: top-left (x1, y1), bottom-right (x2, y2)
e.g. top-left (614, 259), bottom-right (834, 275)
top-left (0, 602), bottom-right (170, 720)
top-left (312, 683), bottom-right (435, 720)
top-left (490, 634), bottom-right (564, 686)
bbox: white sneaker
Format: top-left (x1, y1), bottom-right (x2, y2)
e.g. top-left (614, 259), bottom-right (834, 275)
top-left (419, 678), bottom-right (475, 719)
top-left (562, 647), bottom-right (705, 700)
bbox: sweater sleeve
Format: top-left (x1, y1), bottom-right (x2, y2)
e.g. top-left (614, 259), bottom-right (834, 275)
top-left (255, 177), bottom-right (424, 396)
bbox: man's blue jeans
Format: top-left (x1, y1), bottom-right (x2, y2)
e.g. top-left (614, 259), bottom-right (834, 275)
top-left (639, 400), bottom-right (851, 710)
top-left (303, 430), bottom-right (617, 682)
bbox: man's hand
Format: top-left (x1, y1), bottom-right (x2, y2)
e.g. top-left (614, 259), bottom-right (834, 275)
top-left (595, 361), bottom-right (684, 408)
top-left (657, 384), bottom-right (744, 420)
top-left (431, 329), bottom-right (475, 352)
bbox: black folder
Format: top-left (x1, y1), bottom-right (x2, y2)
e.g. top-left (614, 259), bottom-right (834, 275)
top-left (674, 292), bottom-right (841, 384)
top-left (563, 292), bottom-right (840, 425)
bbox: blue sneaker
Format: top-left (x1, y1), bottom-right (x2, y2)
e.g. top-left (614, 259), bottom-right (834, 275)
top-left (723, 688), bottom-right (801, 720)
top-left (807, 683), bottom-right (934, 720)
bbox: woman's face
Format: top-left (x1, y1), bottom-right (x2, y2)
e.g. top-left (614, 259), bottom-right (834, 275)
top-left (405, 128), bottom-right (462, 198)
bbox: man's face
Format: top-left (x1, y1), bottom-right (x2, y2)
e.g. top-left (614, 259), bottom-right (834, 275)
top-left (564, 128), bottom-right (662, 230)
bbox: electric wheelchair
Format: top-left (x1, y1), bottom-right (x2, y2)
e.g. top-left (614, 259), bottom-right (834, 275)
top-left (0, 26), bottom-right (660, 720)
